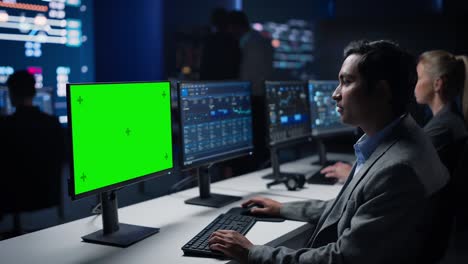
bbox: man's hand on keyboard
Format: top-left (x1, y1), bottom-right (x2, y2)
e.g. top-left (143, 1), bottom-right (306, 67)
top-left (241, 197), bottom-right (282, 216)
top-left (208, 230), bottom-right (253, 264)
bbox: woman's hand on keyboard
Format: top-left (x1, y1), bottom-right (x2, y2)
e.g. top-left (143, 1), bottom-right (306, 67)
top-left (241, 197), bottom-right (282, 216)
top-left (321, 161), bottom-right (352, 183)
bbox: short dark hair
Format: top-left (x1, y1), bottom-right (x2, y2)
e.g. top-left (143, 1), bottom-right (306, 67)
top-left (227, 11), bottom-right (250, 30)
top-left (211, 8), bottom-right (228, 30)
top-left (344, 40), bottom-right (416, 116)
top-left (6, 70), bottom-right (36, 99)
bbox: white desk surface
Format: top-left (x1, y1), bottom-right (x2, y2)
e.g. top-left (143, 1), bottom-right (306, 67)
top-left (212, 153), bottom-right (354, 200)
top-left (0, 154), bottom-right (352, 264)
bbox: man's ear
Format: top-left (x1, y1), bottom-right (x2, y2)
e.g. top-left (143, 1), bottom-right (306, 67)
top-left (376, 80), bottom-right (392, 102)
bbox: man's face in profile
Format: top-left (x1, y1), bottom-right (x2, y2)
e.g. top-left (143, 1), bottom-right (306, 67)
top-left (333, 54), bottom-right (389, 129)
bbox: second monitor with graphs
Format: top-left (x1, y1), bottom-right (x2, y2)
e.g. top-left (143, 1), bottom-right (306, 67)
top-left (178, 80), bottom-right (253, 207)
top-left (263, 81), bottom-right (311, 187)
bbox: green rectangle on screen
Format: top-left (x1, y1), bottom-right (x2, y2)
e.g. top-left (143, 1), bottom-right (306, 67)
top-left (68, 82), bottom-right (173, 196)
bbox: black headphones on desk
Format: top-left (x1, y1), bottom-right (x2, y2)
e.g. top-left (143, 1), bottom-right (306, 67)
top-left (266, 173), bottom-right (305, 191)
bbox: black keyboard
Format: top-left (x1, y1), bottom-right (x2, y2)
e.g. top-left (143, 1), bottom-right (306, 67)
top-left (307, 168), bottom-right (337, 185)
top-left (182, 213), bottom-right (256, 257)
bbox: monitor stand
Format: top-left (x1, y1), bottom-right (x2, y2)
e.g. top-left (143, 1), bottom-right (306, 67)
top-left (311, 138), bottom-right (341, 166)
top-left (261, 146), bottom-right (307, 181)
top-left (308, 138), bottom-right (339, 184)
top-left (184, 165), bottom-right (242, 208)
top-left (263, 146), bottom-right (306, 191)
top-left (81, 191), bottom-right (160, 247)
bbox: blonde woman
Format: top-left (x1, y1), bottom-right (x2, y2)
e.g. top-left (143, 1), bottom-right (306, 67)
top-left (415, 50), bottom-right (468, 149)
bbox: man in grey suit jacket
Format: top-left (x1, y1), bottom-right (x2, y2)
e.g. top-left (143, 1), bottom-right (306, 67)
top-left (208, 40), bottom-right (450, 264)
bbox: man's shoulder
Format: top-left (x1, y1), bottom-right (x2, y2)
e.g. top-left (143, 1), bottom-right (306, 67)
top-left (9, 110), bottom-right (61, 129)
top-left (245, 31), bottom-right (272, 48)
top-left (40, 113), bottom-right (62, 131)
top-left (395, 116), bottom-right (442, 160)
top-left (29, 110), bottom-right (60, 124)
top-left (387, 118), bottom-right (448, 191)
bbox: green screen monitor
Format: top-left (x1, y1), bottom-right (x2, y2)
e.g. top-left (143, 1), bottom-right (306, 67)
top-left (67, 81), bottom-right (173, 247)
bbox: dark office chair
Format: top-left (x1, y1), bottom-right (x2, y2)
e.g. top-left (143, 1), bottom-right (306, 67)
top-left (443, 137), bottom-right (468, 263)
top-left (0, 116), bottom-right (65, 239)
top-left (430, 136), bottom-right (468, 263)
top-left (0, 162), bottom-right (63, 239)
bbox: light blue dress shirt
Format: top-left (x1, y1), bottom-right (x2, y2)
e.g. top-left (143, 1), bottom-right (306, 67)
top-left (353, 116), bottom-right (403, 176)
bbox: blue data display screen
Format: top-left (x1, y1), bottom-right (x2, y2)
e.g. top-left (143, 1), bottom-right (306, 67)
top-left (265, 81), bottom-right (311, 145)
top-left (309, 80), bottom-right (353, 136)
top-left (179, 81), bottom-right (253, 167)
top-left (0, 88), bottom-right (7, 114)
top-left (0, 0), bottom-right (94, 124)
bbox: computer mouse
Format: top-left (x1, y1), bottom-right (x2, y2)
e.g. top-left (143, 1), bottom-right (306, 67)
top-left (241, 203), bottom-right (264, 216)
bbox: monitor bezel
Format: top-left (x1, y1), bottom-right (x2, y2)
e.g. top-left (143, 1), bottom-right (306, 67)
top-left (308, 80), bottom-right (356, 137)
top-left (264, 80), bottom-right (312, 147)
top-left (177, 80), bottom-right (254, 170)
top-left (66, 81), bottom-right (174, 200)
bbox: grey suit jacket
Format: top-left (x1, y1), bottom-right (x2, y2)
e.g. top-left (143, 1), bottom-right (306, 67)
top-left (248, 115), bottom-right (449, 264)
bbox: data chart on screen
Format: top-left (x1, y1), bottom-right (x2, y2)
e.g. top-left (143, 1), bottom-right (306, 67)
top-left (179, 81), bottom-right (253, 167)
top-left (265, 81), bottom-right (311, 145)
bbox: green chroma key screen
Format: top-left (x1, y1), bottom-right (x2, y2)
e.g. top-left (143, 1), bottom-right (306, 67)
top-left (68, 82), bottom-right (173, 196)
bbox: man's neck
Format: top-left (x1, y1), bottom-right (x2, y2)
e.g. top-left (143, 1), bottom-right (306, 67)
top-left (360, 112), bottom-right (397, 137)
top-left (13, 98), bottom-right (34, 108)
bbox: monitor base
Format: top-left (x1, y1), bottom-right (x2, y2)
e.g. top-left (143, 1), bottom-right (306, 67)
top-left (82, 223), bottom-right (160, 248)
top-left (262, 173), bottom-right (276, 179)
top-left (185, 193), bottom-right (242, 208)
